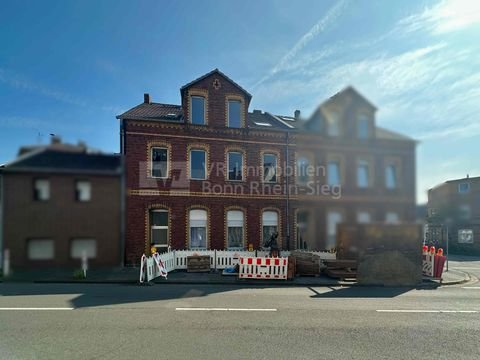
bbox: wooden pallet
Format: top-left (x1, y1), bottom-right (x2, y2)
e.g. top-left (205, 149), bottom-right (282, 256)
top-left (187, 255), bottom-right (211, 273)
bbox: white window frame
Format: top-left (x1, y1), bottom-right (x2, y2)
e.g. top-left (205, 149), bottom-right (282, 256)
top-left (189, 209), bottom-right (208, 249)
top-left (327, 112), bottom-right (340, 137)
top-left (385, 212), bottom-right (400, 224)
top-left (357, 114), bottom-right (369, 139)
top-left (190, 96), bottom-right (206, 125)
top-left (227, 210), bottom-right (244, 249)
top-left (34, 179), bottom-right (50, 201)
top-left (27, 239), bottom-right (54, 260)
top-left (458, 182), bottom-right (470, 194)
top-left (357, 211), bottom-right (371, 224)
top-left (327, 211), bottom-right (343, 249)
top-left (227, 151), bottom-right (243, 181)
top-left (190, 149), bottom-right (207, 180)
top-left (76, 180), bottom-right (91, 202)
top-left (327, 160), bottom-right (341, 186)
top-left (357, 160), bottom-right (369, 188)
top-left (227, 99), bottom-right (242, 128)
top-left (385, 164), bottom-right (397, 189)
top-left (262, 153), bottom-right (278, 183)
top-left (262, 210), bottom-right (279, 245)
top-left (150, 209), bottom-right (169, 249)
top-left (151, 147), bottom-right (169, 179)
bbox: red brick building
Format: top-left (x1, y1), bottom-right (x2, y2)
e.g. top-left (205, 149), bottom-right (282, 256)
top-left (118, 69), bottom-right (416, 266)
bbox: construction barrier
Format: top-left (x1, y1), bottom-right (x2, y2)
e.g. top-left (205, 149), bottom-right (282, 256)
top-left (139, 250), bottom-right (332, 283)
top-left (238, 257), bottom-right (288, 280)
top-left (139, 252), bottom-right (170, 283)
top-left (422, 246), bottom-right (446, 279)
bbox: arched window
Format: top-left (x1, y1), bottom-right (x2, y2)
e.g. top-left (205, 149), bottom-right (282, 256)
top-left (262, 210), bottom-right (278, 246)
top-left (189, 209), bottom-right (207, 249)
top-left (150, 209), bottom-right (169, 250)
top-left (227, 210), bottom-right (244, 249)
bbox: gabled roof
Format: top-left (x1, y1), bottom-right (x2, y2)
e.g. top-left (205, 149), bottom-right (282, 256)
top-left (180, 68), bottom-right (252, 100)
top-left (323, 86), bottom-right (377, 110)
top-left (0, 149), bottom-right (121, 175)
top-left (116, 103), bottom-right (183, 121)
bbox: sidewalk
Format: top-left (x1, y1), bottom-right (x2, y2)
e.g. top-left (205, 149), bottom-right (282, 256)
top-left (1, 267), bottom-right (469, 287)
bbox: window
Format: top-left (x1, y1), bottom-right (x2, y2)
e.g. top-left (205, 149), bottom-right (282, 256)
top-left (190, 149), bottom-right (206, 179)
top-left (297, 156), bottom-right (310, 184)
top-left (327, 211), bottom-right (343, 249)
top-left (151, 147), bottom-right (168, 178)
top-left (75, 181), bottom-right (91, 202)
top-left (191, 96), bottom-right (205, 125)
top-left (227, 210), bottom-right (244, 249)
top-left (262, 211), bottom-right (278, 246)
top-left (296, 210), bottom-right (310, 250)
top-left (189, 209), bottom-right (207, 249)
top-left (327, 161), bottom-right (340, 185)
top-left (458, 182), bottom-right (470, 194)
top-left (34, 179), bottom-right (50, 201)
top-left (228, 100), bottom-right (241, 128)
top-left (228, 152), bottom-right (243, 181)
top-left (385, 212), bottom-right (400, 224)
top-left (150, 210), bottom-right (169, 249)
top-left (27, 239), bottom-right (54, 260)
top-left (385, 165), bottom-right (397, 189)
top-left (357, 160), bottom-right (369, 188)
top-left (263, 153), bottom-right (277, 182)
top-left (357, 115), bottom-right (369, 139)
top-left (458, 205), bottom-right (471, 220)
top-left (327, 112), bottom-right (340, 136)
top-left (70, 239), bottom-right (97, 259)
top-left (357, 211), bottom-right (371, 224)
top-left (458, 229), bottom-right (474, 244)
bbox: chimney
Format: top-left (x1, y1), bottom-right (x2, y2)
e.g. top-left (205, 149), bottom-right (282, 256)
top-left (144, 93), bottom-right (151, 104)
top-left (253, 109), bottom-right (262, 114)
top-left (294, 110), bottom-right (301, 119)
top-left (50, 135), bottom-right (61, 145)
top-left (467, 174), bottom-right (470, 178)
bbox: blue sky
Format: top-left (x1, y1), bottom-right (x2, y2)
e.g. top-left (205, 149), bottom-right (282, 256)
top-left (1, 0), bottom-right (479, 203)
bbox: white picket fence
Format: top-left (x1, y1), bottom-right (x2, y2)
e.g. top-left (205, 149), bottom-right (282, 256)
top-left (139, 249), bottom-right (336, 282)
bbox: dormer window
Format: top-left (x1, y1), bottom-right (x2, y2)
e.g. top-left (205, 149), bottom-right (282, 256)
top-left (357, 114), bottom-right (369, 139)
top-left (191, 96), bottom-right (205, 125)
top-left (327, 112), bottom-right (340, 137)
top-left (228, 100), bottom-right (241, 128)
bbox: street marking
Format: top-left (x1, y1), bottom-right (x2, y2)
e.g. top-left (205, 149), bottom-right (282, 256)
top-left (175, 307), bottom-right (277, 312)
top-left (376, 310), bottom-right (478, 313)
top-left (0, 307), bottom-right (74, 311)
top-left (462, 287), bottom-right (480, 289)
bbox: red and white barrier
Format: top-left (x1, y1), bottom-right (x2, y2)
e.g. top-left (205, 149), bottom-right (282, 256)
top-left (238, 257), bottom-right (288, 280)
top-left (422, 246), bottom-right (446, 279)
top-left (139, 252), bottom-right (170, 283)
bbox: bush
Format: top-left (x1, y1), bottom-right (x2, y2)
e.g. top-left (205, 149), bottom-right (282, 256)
top-left (73, 269), bottom-right (86, 280)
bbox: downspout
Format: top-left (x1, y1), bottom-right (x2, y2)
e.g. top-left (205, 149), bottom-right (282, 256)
top-left (119, 119), bottom-right (126, 266)
top-left (285, 132), bottom-right (291, 250)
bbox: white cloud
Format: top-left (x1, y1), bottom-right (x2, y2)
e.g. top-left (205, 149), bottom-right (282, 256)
top-left (399, 0), bottom-right (480, 35)
top-left (0, 68), bottom-right (88, 107)
top-left (253, 0), bottom-right (350, 88)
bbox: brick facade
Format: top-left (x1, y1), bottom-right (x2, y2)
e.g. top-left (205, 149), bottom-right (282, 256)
top-left (120, 69), bottom-right (416, 266)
